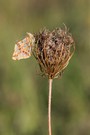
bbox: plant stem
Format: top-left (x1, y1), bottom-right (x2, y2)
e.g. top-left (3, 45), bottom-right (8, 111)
top-left (48, 79), bottom-right (53, 135)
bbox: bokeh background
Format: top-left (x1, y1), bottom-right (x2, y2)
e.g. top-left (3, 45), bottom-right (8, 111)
top-left (0, 0), bottom-right (90, 135)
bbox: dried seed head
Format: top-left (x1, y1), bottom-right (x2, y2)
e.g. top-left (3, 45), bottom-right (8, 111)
top-left (34, 27), bottom-right (75, 79)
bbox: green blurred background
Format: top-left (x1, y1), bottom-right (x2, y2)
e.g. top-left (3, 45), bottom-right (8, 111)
top-left (0, 0), bottom-right (90, 135)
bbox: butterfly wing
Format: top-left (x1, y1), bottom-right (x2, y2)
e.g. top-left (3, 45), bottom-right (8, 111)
top-left (12, 33), bottom-right (35, 60)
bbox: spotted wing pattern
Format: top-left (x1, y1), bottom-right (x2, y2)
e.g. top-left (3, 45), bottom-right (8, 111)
top-left (12, 33), bottom-right (35, 60)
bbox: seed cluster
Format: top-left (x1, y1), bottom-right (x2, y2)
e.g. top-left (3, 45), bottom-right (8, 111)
top-left (34, 27), bottom-right (75, 79)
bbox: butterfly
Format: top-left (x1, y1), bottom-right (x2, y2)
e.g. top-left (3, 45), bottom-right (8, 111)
top-left (12, 33), bottom-right (35, 60)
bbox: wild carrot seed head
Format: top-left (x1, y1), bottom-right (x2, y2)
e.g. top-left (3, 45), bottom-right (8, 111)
top-left (34, 26), bottom-right (75, 79)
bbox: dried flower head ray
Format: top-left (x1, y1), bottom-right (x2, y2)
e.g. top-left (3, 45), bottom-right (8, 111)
top-left (63, 23), bottom-right (70, 34)
top-left (43, 45), bottom-right (49, 67)
top-left (41, 49), bottom-right (47, 68)
top-left (55, 60), bottom-right (69, 77)
top-left (53, 44), bottom-right (64, 71)
top-left (54, 45), bottom-right (75, 78)
top-left (34, 64), bottom-right (46, 78)
top-left (57, 70), bottom-right (64, 79)
top-left (35, 50), bottom-right (47, 76)
top-left (34, 45), bottom-right (49, 76)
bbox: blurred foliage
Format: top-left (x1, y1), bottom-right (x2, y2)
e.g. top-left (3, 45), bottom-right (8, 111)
top-left (0, 0), bottom-right (90, 135)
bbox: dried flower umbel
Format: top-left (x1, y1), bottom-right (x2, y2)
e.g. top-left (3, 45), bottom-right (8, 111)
top-left (12, 26), bottom-right (75, 135)
top-left (34, 27), bottom-right (75, 79)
